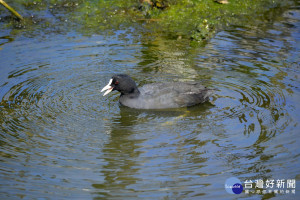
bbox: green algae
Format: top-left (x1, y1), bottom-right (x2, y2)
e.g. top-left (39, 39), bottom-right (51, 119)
top-left (0, 0), bottom-right (296, 42)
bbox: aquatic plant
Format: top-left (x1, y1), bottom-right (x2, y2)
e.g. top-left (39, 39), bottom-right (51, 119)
top-left (0, 0), bottom-right (296, 43)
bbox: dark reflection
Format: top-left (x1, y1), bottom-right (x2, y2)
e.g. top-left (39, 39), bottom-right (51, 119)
top-left (0, 35), bottom-right (14, 48)
top-left (92, 107), bottom-right (147, 198)
top-left (115, 102), bottom-right (216, 127)
top-left (93, 103), bottom-right (214, 199)
top-left (92, 107), bottom-right (142, 198)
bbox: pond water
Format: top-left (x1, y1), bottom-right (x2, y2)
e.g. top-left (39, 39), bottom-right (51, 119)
top-left (1, 4), bottom-right (300, 200)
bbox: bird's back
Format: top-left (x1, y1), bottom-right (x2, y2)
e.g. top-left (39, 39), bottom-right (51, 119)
top-left (119, 82), bottom-right (214, 109)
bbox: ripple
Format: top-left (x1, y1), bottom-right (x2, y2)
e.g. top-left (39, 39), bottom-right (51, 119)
top-left (1, 6), bottom-right (300, 199)
top-left (203, 70), bottom-right (290, 143)
top-left (0, 53), bottom-right (112, 165)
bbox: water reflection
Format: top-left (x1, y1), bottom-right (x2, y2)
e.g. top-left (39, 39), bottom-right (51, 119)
top-left (0, 5), bottom-right (299, 200)
top-left (0, 35), bottom-right (14, 49)
top-left (93, 108), bottom-right (142, 198)
top-left (138, 37), bottom-right (199, 81)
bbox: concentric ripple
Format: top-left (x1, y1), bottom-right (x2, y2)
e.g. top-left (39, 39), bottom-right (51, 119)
top-left (1, 7), bottom-right (300, 200)
top-left (209, 76), bottom-right (289, 140)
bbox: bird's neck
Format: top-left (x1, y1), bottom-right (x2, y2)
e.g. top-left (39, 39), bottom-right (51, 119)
top-left (121, 88), bottom-right (140, 98)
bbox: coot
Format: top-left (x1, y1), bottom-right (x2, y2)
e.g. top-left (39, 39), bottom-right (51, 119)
top-left (101, 74), bottom-right (214, 109)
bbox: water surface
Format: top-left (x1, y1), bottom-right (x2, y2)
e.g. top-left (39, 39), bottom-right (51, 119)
top-left (0, 5), bottom-right (300, 200)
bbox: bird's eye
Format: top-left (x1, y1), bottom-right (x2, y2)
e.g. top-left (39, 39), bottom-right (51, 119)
top-left (115, 81), bottom-right (119, 85)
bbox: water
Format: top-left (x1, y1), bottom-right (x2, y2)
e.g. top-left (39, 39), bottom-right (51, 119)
top-left (1, 6), bottom-right (300, 200)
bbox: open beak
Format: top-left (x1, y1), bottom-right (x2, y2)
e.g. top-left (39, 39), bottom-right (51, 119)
top-left (101, 79), bottom-right (113, 96)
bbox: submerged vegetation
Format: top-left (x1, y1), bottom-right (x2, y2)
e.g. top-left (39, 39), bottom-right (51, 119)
top-left (0, 0), bottom-right (297, 42)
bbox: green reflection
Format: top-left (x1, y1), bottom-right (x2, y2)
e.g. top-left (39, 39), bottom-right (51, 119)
top-left (0, 0), bottom-right (296, 42)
